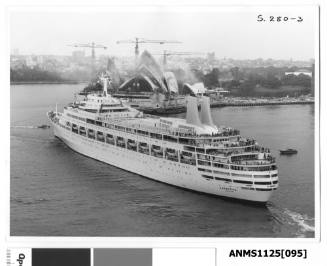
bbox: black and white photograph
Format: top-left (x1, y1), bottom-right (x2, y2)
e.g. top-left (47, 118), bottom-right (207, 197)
top-left (9, 6), bottom-right (318, 238)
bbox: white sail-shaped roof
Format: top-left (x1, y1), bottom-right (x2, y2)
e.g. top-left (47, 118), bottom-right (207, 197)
top-left (163, 72), bottom-right (179, 94)
top-left (119, 51), bottom-right (180, 94)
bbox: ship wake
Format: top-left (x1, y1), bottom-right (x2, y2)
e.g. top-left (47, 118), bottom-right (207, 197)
top-left (267, 203), bottom-right (315, 237)
top-left (11, 125), bottom-right (50, 129)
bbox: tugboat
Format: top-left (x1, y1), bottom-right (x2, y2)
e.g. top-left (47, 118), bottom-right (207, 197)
top-left (279, 148), bottom-right (298, 155)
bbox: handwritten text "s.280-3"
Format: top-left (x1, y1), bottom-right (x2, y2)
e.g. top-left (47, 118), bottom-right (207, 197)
top-left (257, 15), bottom-right (303, 23)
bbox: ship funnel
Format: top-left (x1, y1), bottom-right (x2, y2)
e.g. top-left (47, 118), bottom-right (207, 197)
top-left (200, 96), bottom-right (215, 127)
top-left (186, 96), bottom-right (202, 127)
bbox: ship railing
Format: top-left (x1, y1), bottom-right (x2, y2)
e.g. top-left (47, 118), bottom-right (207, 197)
top-left (230, 159), bottom-right (276, 166)
top-left (196, 153), bottom-right (275, 165)
top-left (209, 143), bottom-right (256, 149)
top-left (203, 145), bottom-right (262, 155)
top-left (94, 115), bottom-right (243, 141)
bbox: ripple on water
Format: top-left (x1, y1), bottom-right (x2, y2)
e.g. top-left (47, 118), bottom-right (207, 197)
top-left (11, 197), bottom-right (51, 205)
top-left (267, 204), bottom-right (315, 237)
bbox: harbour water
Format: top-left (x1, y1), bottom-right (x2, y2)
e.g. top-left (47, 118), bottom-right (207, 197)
top-left (10, 84), bottom-right (315, 237)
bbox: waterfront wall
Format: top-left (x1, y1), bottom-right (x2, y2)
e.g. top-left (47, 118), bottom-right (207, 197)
top-left (140, 100), bottom-right (314, 115)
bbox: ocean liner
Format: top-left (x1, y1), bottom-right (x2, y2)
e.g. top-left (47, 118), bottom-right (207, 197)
top-left (47, 77), bottom-right (278, 203)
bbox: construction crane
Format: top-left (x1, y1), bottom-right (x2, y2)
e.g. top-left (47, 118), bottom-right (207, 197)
top-left (68, 42), bottom-right (108, 77)
top-left (68, 42), bottom-right (108, 59)
top-left (116, 37), bottom-right (181, 62)
top-left (154, 50), bottom-right (204, 66)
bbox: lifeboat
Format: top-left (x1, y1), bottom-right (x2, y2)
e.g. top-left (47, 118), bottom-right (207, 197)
top-left (151, 145), bottom-right (163, 157)
top-left (127, 140), bottom-right (137, 150)
top-left (180, 151), bottom-right (196, 165)
top-left (127, 140), bottom-right (137, 147)
top-left (138, 142), bottom-right (149, 152)
top-left (181, 151), bottom-right (194, 160)
top-left (87, 130), bottom-right (95, 138)
top-left (97, 132), bottom-right (105, 141)
top-left (166, 148), bottom-right (178, 161)
top-left (166, 148), bottom-right (177, 157)
top-left (106, 134), bottom-right (114, 140)
top-left (139, 142), bottom-right (149, 148)
top-left (151, 145), bottom-right (162, 153)
top-left (117, 137), bottom-right (125, 145)
top-left (105, 134), bottom-right (115, 144)
top-left (79, 127), bottom-right (86, 135)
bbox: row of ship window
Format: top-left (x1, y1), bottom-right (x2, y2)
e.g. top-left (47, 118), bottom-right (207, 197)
top-left (198, 167), bottom-right (278, 179)
top-left (201, 174), bottom-right (278, 186)
top-left (241, 187), bottom-right (277, 191)
top-left (202, 173), bottom-right (277, 191)
top-left (69, 122), bottom-right (276, 171)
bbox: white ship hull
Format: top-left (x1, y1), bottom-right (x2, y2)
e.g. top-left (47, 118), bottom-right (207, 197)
top-left (52, 121), bottom-right (274, 203)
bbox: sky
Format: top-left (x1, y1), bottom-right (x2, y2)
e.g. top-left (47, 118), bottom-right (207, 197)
top-left (10, 6), bottom-right (317, 60)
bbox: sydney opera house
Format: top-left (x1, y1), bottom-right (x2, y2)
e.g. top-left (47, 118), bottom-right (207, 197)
top-left (118, 50), bottom-right (179, 95)
top-left (115, 51), bottom-right (209, 110)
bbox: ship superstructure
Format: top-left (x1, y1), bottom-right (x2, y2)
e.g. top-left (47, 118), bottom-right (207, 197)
top-left (47, 77), bottom-right (278, 203)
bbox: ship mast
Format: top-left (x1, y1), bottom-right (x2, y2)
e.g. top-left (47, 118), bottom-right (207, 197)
top-left (100, 73), bottom-right (109, 96)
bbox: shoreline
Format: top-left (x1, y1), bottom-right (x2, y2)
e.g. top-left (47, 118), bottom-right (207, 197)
top-left (210, 100), bottom-right (314, 108)
top-left (140, 100), bottom-right (314, 115)
top-left (10, 81), bottom-right (83, 85)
